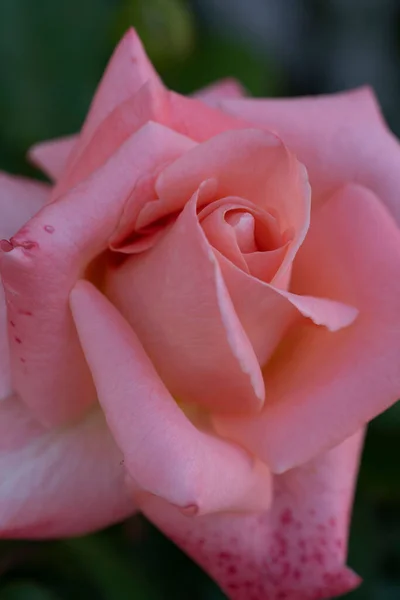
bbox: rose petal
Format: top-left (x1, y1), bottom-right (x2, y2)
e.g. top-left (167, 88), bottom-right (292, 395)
top-left (220, 87), bottom-right (400, 223)
top-left (0, 395), bottom-right (134, 538)
top-left (70, 281), bottom-right (272, 515)
top-left (106, 186), bottom-right (265, 415)
top-left (62, 28), bottom-right (161, 182)
top-left (140, 128), bottom-right (310, 286)
top-left (53, 79), bottom-right (169, 199)
top-left (0, 174), bottom-right (49, 401)
top-left (194, 78), bottom-right (246, 104)
top-left (140, 430), bottom-right (363, 600)
top-left (0, 122), bottom-right (192, 427)
top-left (28, 135), bottom-right (78, 181)
top-left (0, 173), bottom-right (50, 239)
top-left (215, 184), bottom-right (400, 472)
top-left (199, 196), bottom-right (288, 283)
top-left (217, 254), bottom-right (358, 368)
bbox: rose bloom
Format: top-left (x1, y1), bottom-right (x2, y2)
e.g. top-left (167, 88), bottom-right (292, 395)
top-left (1, 29), bottom-right (400, 600)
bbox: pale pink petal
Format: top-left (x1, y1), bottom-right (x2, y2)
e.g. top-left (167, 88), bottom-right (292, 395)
top-left (54, 87), bottom-right (251, 200)
top-left (220, 87), bottom-right (400, 223)
top-left (199, 196), bottom-right (286, 282)
top-left (140, 430), bottom-right (363, 600)
top-left (0, 172), bottom-right (50, 239)
top-left (140, 128), bottom-right (310, 286)
top-left (63, 29), bottom-right (161, 177)
top-left (106, 187), bottom-right (265, 415)
top-left (28, 135), bottom-right (78, 181)
top-left (0, 174), bottom-right (49, 401)
top-left (217, 254), bottom-right (358, 368)
top-left (0, 282), bottom-right (11, 401)
top-left (215, 185), bottom-right (400, 472)
top-left (70, 281), bottom-right (272, 515)
top-left (194, 78), bottom-right (246, 103)
top-left (166, 91), bottom-right (251, 143)
top-left (0, 395), bottom-right (134, 538)
top-left (53, 80), bottom-right (171, 200)
top-left (0, 123), bottom-right (192, 427)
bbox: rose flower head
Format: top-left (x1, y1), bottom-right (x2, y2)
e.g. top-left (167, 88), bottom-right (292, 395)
top-left (1, 29), bottom-right (400, 600)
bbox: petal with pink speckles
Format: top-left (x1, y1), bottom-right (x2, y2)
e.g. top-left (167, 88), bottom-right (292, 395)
top-left (0, 123), bottom-right (192, 427)
top-left (140, 430), bottom-right (364, 600)
top-left (0, 173), bottom-right (50, 400)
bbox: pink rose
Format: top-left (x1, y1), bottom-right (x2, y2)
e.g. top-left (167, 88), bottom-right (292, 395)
top-left (1, 28), bottom-right (400, 600)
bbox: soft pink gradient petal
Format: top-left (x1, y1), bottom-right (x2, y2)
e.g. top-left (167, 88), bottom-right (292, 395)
top-left (220, 87), bottom-right (400, 223)
top-left (0, 282), bottom-right (11, 401)
top-left (70, 281), bottom-right (272, 515)
top-left (0, 395), bottom-right (134, 538)
top-left (52, 85), bottom-right (248, 201)
top-left (28, 135), bottom-right (78, 181)
top-left (53, 80), bottom-right (168, 199)
top-left (217, 254), bottom-right (358, 368)
top-left (106, 186), bottom-right (265, 415)
top-left (0, 123), bottom-right (192, 427)
top-left (0, 173), bottom-right (50, 239)
top-left (194, 78), bottom-right (246, 103)
top-left (140, 128), bottom-right (310, 286)
top-left (140, 430), bottom-right (363, 600)
top-left (199, 196), bottom-right (286, 281)
top-left (0, 174), bottom-right (50, 400)
top-left (215, 185), bottom-right (400, 472)
top-left (62, 29), bottom-right (161, 183)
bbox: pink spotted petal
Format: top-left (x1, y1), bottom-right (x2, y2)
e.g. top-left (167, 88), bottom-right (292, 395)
top-left (215, 185), bottom-right (400, 472)
top-left (0, 123), bottom-right (191, 427)
top-left (70, 281), bottom-right (272, 515)
top-left (140, 430), bottom-right (363, 600)
top-left (0, 395), bottom-right (134, 538)
top-left (0, 173), bottom-right (50, 400)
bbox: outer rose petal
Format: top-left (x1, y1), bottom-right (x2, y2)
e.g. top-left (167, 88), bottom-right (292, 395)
top-left (0, 174), bottom-right (49, 400)
top-left (0, 395), bottom-right (134, 538)
top-left (194, 78), bottom-right (246, 103)
top-left (106, 185), bottom-right (265, 415)
top-left (0, 282), bottom-right (11, 401)
top-left (219, 88), bottom-right (400, 222)
top-left (63, 29), bottom-right (161, 180)
top-left (70, 281), bottom-right (272, 515)
top-left (52, 87), bottom-right (251, 201)
top-left (140, 430), bottom-right (363, 600)
top-left (0, 123), bottom-right (193, 427)
top-left (218, 255), bottom-right (358, 368)
top-left (28, 135), bottom-right (78, 181)
top-left (215, 185), bottom-right (400, 472)
top-left (0, 173), bottom-right (50, 239)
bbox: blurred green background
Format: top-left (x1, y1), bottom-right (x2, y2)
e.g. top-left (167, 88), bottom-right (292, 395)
top-left (0, 0), bottom-right (400, 598)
